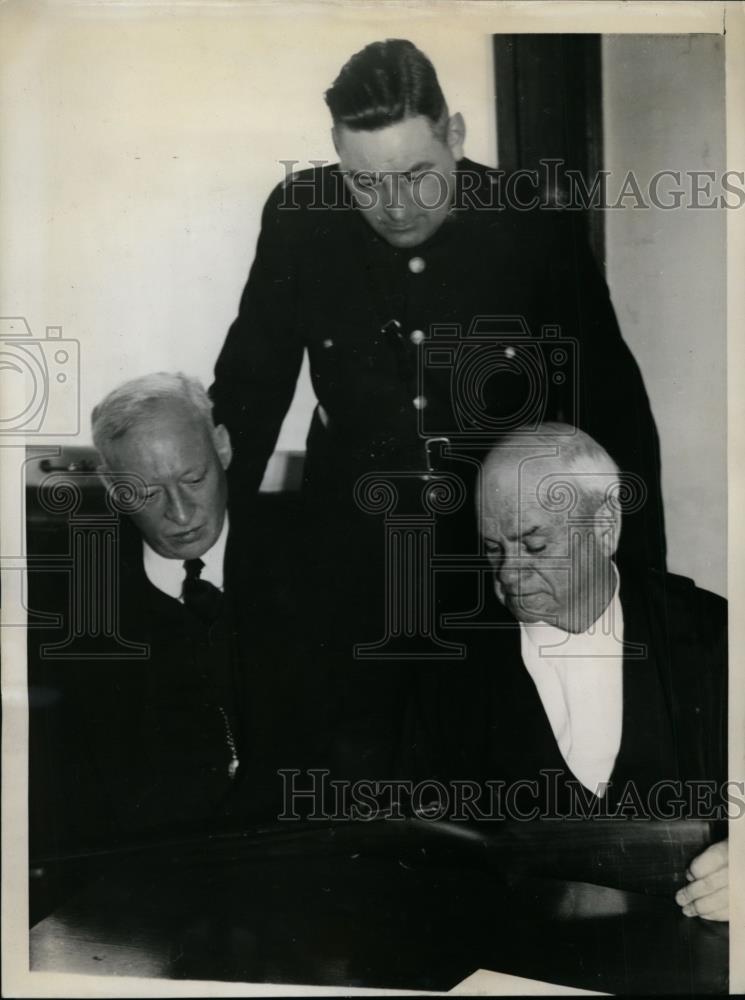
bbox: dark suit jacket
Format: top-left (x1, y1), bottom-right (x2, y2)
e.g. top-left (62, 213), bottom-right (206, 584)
top-left (405, 570), bottom-right (727, 817)
top-left (28, 516), bottom-right (317, 858)
top-left (211, 158), bottom-right (665, 570)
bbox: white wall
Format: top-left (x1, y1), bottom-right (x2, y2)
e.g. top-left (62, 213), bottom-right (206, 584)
top-left (603, 35), bottom-right (727, 596)
top-left (0, 3), bottom-right (496, 455)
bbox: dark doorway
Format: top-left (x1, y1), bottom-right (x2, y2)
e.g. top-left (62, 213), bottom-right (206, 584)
top-left (493, 34), bottom-right (605, 269)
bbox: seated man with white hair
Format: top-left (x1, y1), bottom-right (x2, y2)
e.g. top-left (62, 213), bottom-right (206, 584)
top-left (409, 422), bottom-right (729, 921)
top-left (30, 373), bottom-right (308, 856)
top-left (91, 372), bottom-right (248, 834)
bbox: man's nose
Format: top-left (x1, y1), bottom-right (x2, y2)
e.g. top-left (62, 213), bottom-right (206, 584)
top-left (498, 561), bottom-right (532, 591)
top-left (164, 488), bottom-right (194, 525)
top-left (381, 175), bottom-right (410, 217)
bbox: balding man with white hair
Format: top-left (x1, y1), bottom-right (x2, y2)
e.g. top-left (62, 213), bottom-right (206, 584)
top-left (408, 422), bottom-right (729, 921)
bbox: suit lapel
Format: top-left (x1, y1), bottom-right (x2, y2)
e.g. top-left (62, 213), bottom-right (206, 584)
top-left (487, 623), bottom-right (570, 782)
top-left (617, 571), bottom-right (704, 785)
top-left (637, 572), bottom-right (711, 783)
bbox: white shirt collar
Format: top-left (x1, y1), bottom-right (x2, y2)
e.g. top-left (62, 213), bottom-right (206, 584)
top-left (143, 512), bottom-right (229, 601)
top-left (518, 563), bottom-right (624, 796)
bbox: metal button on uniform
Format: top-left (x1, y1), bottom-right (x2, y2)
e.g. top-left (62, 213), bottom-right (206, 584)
top-left (322, 338), bottom-right (334, 348)
top-left (412, 395), bottom-right (427, 410)
top-left (408, 256), bottom-right (426, 274)
top-left (410, 329), bottom-right (425, 345)
top-left (504, 346), bottom-right (516, 359)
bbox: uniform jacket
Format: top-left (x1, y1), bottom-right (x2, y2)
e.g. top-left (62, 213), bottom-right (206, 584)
top-left (212, 158), bottom-right (666, 569)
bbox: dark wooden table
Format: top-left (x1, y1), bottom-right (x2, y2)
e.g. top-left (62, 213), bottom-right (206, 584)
top-left (30, 819), bottom-right (728, 993)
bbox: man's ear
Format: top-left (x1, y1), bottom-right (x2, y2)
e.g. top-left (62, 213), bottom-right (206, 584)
top-left (593, 500), bottom-right (622, 558)
top-left (446, 112), bottom-right (466, 160)
top-left (331, 125), bottom-right (341, 157)
top-left (213, 424), bottom-right (233, 470)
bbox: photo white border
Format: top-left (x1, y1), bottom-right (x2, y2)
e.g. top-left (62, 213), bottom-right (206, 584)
top-left (1, 1), bottom-right (742, 995)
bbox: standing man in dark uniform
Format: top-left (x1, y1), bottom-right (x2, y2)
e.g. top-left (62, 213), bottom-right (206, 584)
top-left (210, 39), bottom-right (666, 776)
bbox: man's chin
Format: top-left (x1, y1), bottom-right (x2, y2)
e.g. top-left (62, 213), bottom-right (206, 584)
top-left (153, 527), bottom-right (215, 561)
top-left (380, 227), bottom-right (425, 248)
top-left (505, 596), bottom-right (553, 623)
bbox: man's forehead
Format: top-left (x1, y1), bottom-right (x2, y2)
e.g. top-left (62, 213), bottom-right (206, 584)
top-left (336, 116), bottom-right (443, 169)
top-left (483, 454), bottom-right (570, 501)
top-left (480, 464), bottom-right (566, 530)
top-left (480, 494), bottom-right (546, 527)
top-left (480, 465), bottom-right (528, 507)
top-left (105, 402), bottom-right (209, 472)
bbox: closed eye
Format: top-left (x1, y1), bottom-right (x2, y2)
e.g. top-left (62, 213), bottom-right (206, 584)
top-left (182, 469), bottom-right (207, 486)
top-left (351, 171), bottom-right (378, 189)
top-left (524, 542), bottom-right (546, 554)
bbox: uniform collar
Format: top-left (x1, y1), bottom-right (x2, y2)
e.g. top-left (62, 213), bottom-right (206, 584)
top-left (143, 513), bottom-right (229, 601)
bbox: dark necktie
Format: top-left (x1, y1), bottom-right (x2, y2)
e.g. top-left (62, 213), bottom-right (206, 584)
top-left (182, 558), bottom-right (224, 625)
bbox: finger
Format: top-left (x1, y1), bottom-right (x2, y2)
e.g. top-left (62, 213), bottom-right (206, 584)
top-left (675, 865), bottom-right (728, 905)
top-left (682, 886), bottom-right (728, 918)
top-left (687, 840), bottom-right (728, 880)
top-left (700, 906), bottom-right (729, 923)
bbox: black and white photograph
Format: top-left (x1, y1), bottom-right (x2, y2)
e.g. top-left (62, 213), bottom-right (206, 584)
top-left (1, 0), bottom-right (743, 995)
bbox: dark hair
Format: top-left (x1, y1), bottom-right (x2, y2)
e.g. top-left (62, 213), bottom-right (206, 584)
top-left (324, 39), bottom-right (447, 133)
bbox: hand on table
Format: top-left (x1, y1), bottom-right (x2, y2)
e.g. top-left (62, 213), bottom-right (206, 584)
top-left (675, 839), bottom-right (729, 921)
